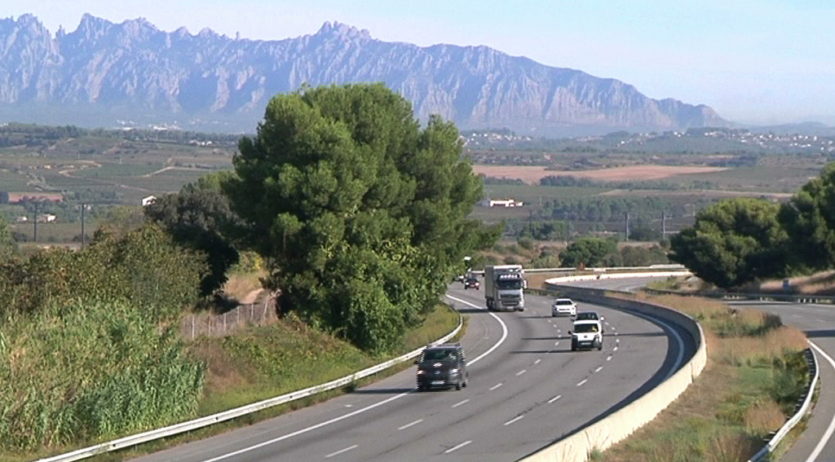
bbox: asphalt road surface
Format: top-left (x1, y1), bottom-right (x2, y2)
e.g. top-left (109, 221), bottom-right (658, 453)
top-left (134, 284), bottom-right (695, 462)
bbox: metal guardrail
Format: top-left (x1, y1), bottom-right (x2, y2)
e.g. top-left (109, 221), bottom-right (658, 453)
top-left (749, 348), bottom-right (819, 462)
top-left (642, 287), bottom-right (835, 305)
top-left (38, 311), bottom-right (463, 462)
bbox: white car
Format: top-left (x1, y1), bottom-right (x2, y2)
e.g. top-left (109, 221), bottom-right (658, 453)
top-left (570, 319), bottom-right (603, 351)
top-left (552, 298), bottom-right (577, 317)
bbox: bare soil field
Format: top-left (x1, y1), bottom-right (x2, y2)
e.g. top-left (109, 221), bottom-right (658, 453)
top-left (472, 165), bottom-right (727, 184)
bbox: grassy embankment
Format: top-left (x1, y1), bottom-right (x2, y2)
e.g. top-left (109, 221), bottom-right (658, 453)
top-left (24, 300), bottom-right (459, 462)
top-left (599, 293), bottom-right (809, 462)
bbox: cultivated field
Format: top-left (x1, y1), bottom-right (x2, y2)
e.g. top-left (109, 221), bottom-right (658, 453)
top-left (472, 165), bottom-right (728, 184)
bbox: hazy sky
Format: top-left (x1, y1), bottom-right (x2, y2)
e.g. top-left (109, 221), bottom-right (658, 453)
top-left (5, 0), bottom-right (835, 125)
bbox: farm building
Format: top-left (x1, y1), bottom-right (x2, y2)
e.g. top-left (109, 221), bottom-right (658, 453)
top-left (485, 199), bottom-right (524, 207)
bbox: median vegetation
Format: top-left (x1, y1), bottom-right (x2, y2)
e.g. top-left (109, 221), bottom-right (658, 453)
top-left (601, 294), bottom-right (809, 462)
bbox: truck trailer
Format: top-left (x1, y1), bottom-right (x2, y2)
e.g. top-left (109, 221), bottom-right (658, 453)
top-left (484, 265), bottom-right (526, 311)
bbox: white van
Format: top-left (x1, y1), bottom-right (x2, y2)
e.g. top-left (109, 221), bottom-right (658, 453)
top-left (569, 319), bottom-right (603, 351)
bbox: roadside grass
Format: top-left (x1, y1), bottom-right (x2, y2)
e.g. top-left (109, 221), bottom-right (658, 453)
top-left (78, 303), bottom-right (461, 461)
top-left (600, 293), bottom-right (809, 462)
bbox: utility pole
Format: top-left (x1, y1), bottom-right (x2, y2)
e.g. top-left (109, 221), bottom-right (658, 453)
top-left (33, 201), bottom-right (38, 243)
top-left (80, 203), bottom-right (86, 248)
top-left (624, 212), bottom-right (630, 241)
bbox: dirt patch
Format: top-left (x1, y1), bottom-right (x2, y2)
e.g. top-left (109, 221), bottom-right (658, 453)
top-left (472, 165), bottom-right (727, 185)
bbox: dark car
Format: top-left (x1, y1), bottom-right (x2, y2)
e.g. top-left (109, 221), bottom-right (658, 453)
top-left (463, 277), bottom-right (480, 290)
top-left (575, 311), bottom-right (604, 332)
top-left (416, 343), bottom-right (469, 391)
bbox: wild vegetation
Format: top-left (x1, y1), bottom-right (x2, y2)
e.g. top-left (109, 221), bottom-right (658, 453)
top-left (0, 225), bottom-right (207, 454)
top-left (0, 85), bottom-right (483, 457)
top-left (601, 294), bottom-right (809, 461)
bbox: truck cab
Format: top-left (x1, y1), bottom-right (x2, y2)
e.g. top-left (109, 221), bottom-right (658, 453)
top-left (484, 265), bottom-right (526, 311)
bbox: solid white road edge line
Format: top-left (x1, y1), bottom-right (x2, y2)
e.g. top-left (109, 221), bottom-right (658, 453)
top-left (445, 294), bottom-right (509, 366)
top-left (325, 445), bottom-right (358, 458)
top-left (203, 293), bottom-right (509, 462)
top-left (625, 311), bottom-right (686, 381)
top-left (806, 341), bottom-right (835, 462)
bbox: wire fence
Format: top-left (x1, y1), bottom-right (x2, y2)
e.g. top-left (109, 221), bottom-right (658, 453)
top-left (180, 292), bottom-right (278, 340)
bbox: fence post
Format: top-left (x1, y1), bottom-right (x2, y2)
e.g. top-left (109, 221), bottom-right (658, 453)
top-left (223, 312), bottom-right (227, 334)
top-left (191, 316), bottom-right (195, 340)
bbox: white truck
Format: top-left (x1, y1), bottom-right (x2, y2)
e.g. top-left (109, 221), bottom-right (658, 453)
top-left (484, 264), bottom-right (526, 311)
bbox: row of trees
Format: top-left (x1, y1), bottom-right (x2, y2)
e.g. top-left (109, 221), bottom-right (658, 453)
top-left (670, 163), bottom-right (835, 288)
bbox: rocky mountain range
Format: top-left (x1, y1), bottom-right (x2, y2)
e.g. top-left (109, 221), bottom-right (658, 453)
top-left (0, 14), bottom-right (729, 135)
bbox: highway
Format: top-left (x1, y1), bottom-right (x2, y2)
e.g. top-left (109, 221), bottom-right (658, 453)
top-left (134, 284), bottom-right (695, 462)
top-left (565, 276), bottom-right (835, 462)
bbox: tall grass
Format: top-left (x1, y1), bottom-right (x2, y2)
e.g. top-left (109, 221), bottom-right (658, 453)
top-left (0, 300), bottom-right (203, 452)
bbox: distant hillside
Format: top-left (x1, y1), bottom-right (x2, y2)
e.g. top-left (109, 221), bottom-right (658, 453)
top-left (0, 14), bottom-right (729, 135)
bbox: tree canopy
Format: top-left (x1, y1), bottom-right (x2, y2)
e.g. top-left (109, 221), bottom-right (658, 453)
top-left (670, 198), bottom-right (787, 288)
top-left (145, 172), bottom-right (242, 296)
top-left (778, 162), bottom-right (835, 272)
top-left (559, 237), bottom-right (620, 268)
top-left (223, 83), bottom-right (493, 352)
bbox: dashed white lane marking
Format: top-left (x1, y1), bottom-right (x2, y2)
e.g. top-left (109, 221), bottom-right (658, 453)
top-left (548, 394), bottom-right (562, 404)
top-left (534, 358), bottom-right (542, 365)
top-left (444, 440), bottom-right (472, 454)
top-left (504, 415), bottom-right (524, 426)
top-left (490, 383), bottom-right (503, 391)
top-left (325, 444), bottom-right (358, 458)
top-left (616, 338), bottom-right (620, 343)
top-left (594, 366), bottom-right (603, 373)
top-left (577, 379), bottom-right (588, 387)
top-left (614, 346), bottom-right (619, 352)
top-left (554, 341), bottom-right (560, 346)
top-left (606, 355), bottom-right (613, 361)
top-left (398, 419), bottom-right (423, 430)
top-left (452, 399), bottom-right (469, 408)
top-left (516, 369), bottom-right (527, 376)
top-left (344, 404), bottom-right (353, 408)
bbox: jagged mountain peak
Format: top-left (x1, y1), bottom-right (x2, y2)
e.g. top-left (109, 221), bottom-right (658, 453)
top-left (315, 21), bottom-right (371, 41)
top-left (0, 13), bottom-right (729, 135)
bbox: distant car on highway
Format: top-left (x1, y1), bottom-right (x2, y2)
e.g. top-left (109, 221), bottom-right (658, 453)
top-left (575, 311), bottom-right (604, 332)
top-left (552, 298), bottom-right (577, 317)
top-left (416, 343), bottom-right (468, 391)
top-left (463, 277), bottom-right (480, 290)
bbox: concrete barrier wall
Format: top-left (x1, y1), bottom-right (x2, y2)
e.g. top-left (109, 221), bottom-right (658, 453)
top-left (520, 282), bottom-right (707, 462)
